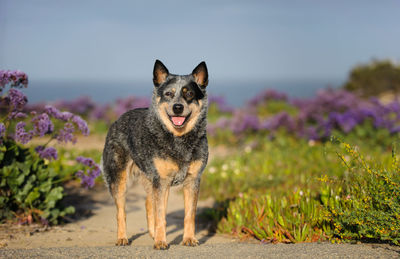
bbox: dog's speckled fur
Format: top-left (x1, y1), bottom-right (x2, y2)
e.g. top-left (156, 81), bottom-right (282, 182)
top-left (102, 60), bottom-right (209, 250)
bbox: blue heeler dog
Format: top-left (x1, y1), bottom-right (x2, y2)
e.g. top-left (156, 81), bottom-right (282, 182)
top-left (102, 60), bottom-right (209, 250)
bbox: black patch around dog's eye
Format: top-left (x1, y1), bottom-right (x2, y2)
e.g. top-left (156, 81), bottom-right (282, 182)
top-left (189, 82), bottom-right (205, 100)
top-left (186, 91), bottom-right (194, 99)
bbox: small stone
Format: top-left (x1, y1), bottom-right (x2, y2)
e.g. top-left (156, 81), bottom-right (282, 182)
top-left (66, 237), bottom-right (73, 241)
top-left (0, 239), bottom-right (8, 248)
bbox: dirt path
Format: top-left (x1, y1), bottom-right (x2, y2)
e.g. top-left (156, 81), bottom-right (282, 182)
top-left (0, 183), bottom-right (231, 249)
top-left (1, 184), bottom-right (400, 258)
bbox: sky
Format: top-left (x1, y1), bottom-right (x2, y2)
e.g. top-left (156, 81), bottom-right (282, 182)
top-left (1, 0), bottom-right (400, 83)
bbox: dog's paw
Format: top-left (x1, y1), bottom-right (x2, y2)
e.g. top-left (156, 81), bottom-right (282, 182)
top-left (153, 240), bottom-right (169, 250)
top-left (115, 238), bottom-right (129, 246)
top-left (182, 237), bottom-right (199, 247)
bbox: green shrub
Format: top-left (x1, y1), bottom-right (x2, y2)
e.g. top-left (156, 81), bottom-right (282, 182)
top-left (0, 139), bottom-right (74, 224)
top-left (324, 141), bottom-right (400, 245)
top-left (0, 70), bottom-right (100, 225)
top-left (343, 59), bottom-right (400, 96)
top-left (218, 190), bottom-right (330, 243)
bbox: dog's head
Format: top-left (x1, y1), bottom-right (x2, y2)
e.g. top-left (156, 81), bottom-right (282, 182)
top-left (151, 60), bottom-right (208, 137)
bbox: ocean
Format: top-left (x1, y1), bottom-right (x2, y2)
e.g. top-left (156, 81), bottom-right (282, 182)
top-left (23, 78), bottom-right (343, 107)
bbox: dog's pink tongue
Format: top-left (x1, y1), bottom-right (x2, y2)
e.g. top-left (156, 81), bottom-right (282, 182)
top-left (171, 116), bottom-right (185, 126)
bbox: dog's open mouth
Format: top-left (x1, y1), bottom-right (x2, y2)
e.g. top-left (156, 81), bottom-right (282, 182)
top-left (169, 113), bottom-right (191, 128)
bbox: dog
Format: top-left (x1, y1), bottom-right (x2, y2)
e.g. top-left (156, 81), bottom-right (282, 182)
top-left (102, 60), bottom-right (209, 250)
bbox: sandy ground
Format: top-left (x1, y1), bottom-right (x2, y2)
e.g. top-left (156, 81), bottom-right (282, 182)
top-left (1, 184), bottom-right (399, 258)
top-left (0, 182), bottom-right (233, 249)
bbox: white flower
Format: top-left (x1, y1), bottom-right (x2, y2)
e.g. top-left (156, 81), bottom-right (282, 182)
top-left (222, 164), bottom-right (229, 171)
top-left (209, 167), bottom-right (216, 174)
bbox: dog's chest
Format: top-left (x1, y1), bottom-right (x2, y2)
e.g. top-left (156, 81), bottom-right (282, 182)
top-left (153, 156), bottom-right (195, 186)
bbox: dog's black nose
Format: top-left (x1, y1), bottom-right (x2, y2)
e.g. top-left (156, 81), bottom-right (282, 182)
top-left (173, 104), bottom-right (184, 114)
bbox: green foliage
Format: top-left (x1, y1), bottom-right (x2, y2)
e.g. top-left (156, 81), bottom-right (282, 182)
top-left (218, 190), bottom-right (330, 243)
top-left (256, 100), bottom-right (298, 118)
top-left (343, 59), bottom-right (400, 96)
top-left (323, 141), bottom-right (400, 245)
top-left (202, 134), bottom-right (351, 202)
top-left (202, 132), bottom-right (399, 245)
top-left (0, 139), bottom-right (74, 224)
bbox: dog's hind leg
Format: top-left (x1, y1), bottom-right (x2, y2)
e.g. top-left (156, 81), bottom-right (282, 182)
top-left (110, 166), bottom-right (130, 246)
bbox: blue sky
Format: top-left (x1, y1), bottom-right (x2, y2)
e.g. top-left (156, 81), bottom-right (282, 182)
top-left (1, 0), bottom-right (400, 82)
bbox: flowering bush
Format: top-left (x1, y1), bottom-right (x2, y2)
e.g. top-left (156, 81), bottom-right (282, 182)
top-left (208, 89), bottom-right (400, 143)
top-left (0, 70), bottom-right (100, 224)
top-left (25, 95), bottom-right (150, 126)
top-left (323, 140), bottom-right (400, 245)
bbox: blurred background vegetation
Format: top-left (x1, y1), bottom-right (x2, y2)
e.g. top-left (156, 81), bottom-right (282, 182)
top-left (344, 60), bottom-right (400, 98)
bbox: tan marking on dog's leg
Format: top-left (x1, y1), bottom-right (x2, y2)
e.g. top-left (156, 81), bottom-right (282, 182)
top-left (164, 187), bottom-right (170, 213)
top-left (182, 179), bottom-right (200, 246)
top-left (153, 157), bottom-right (179, 179)
top-left (145, 193), bottom-right (154, 239)
top-left (140, 175), bottom-right (155, 238)
top-left (187, 160), bottom-right (203, 178)
top-left (182, 160), bottom-right (202, 246)
top-left (113, 168), bottom-right (129, 246)
top-left (152, 181), bottom-right (170, 250)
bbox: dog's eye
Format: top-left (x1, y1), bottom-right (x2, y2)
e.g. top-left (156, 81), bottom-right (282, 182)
top-left (186, 91), bottom-right (194, 99)
top-left (165, 92), bottom-right (174, 98)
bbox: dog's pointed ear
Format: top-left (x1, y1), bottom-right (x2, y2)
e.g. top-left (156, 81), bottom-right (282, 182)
top-left (153, 60), bottom-right (169, 87)
top-left (192, 61), bottom-right (208, 88)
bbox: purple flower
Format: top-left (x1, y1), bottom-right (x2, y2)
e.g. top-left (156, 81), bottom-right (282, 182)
top-left (32, 113), bottom-right (54, 137)
top-left (76, 156), bottom-right (95, 167)
top-left (114, 96), bottom-right (150, 117)
top-left (248, 89), bottom-right (288, 107)
top-left (71, 115), bottom-right (89, 136)
top-left (45, 105), bottom-right (90, 141)
top-left (57, 122), bottom-right (76, 144)
top-left (0, 123), bottom-right (5, 143)
top-left (14, 122), bottom-right (33, 144)
top-left (80, 175), bottom-right (95, 189)
top-left (45, 105), bottom-right (73, 121)
top-left (76, 156), bottom-right (101, 189)
top-left (53, 96), bottom-right (95, 115)
top-left (230, 112), bottom-right (260, 134)
top-left (209, 96), bottom-right (233, 113)
top-left (35, 146), bottom-right (58, 160)
top-left (90, 104), bottom-right (111, 121)
top-left (8, 111), bottom-right (27, 119)
top-left (8, 88), bottom-right (28, 110)
top-left (260, 112), bottom-right (296, 132)
top-left (0, 70), bottom-right (28, 88)
top-left (390, 125), bottom-right (400, 134)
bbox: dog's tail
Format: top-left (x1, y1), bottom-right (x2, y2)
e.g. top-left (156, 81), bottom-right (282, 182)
top-left (100, 156), bottom-right (110, 192)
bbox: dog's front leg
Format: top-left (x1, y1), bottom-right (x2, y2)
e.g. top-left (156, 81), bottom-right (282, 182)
top-left (152, 179), bottom-right (170, 250)
top-left (182, 177), bottom-right (200, 246)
